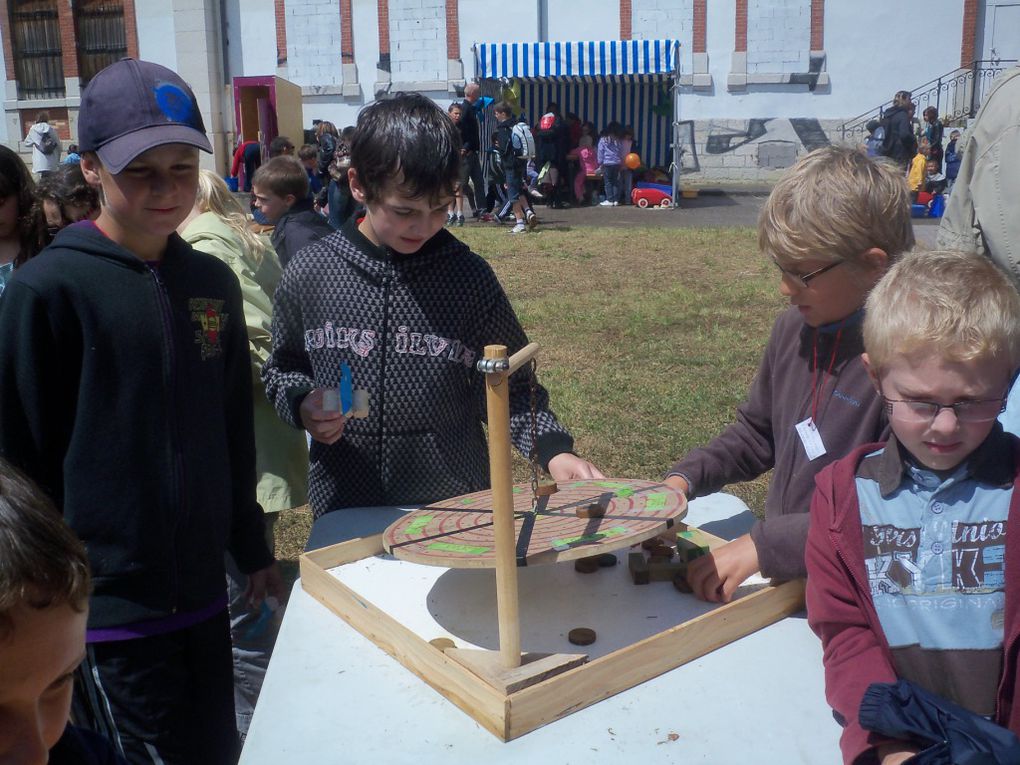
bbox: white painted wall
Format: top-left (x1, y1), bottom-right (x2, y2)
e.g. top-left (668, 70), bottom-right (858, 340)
top-left (0, 28), bottom-right (8, 145)
top-left (135, 0), bottom-right (179, 70)
top-left (286, 0), bottom-right (343, 87)
top-left (546, 0), bottom-right (618, 41)
top-left (632, 0), bottom-right (693, 76)
top-left (237, 0), bottom-right (278, 77)
top-left (685, 0), bottom-right (965, 120)
top-left (389, 0), bottom-right (446, 85)
top-left (746, 0), bottom-right (810, 75)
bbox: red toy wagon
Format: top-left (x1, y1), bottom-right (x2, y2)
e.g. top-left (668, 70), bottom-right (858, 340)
top-left (632, 182), bottom-right (673, 208)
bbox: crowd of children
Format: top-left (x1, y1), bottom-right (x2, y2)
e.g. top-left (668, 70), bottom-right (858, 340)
top-left (867, 91), bottom-right (964, 220)
top-left (1, 54), bottom-right (1019, 765)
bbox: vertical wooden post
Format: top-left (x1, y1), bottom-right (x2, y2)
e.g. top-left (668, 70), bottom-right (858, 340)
top-left (483, 344), bottom-right (521, 669)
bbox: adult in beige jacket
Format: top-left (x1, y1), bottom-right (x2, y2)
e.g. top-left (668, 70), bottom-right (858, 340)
top-left (938, 66), bottom-right (1020, 286)
top-left (938, 65), bottom-right (1020, 436)
top-left (179, 170), bottom-right (308, 738)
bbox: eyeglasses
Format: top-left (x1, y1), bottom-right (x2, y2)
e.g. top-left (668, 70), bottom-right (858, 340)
top-left (882, 397), bottom-right (1006, 423)
top-left (771, 257), bottom-right (844, 288)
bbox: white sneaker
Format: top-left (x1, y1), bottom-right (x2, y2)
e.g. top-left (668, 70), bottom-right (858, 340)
top-left (510, 222), bottom-right (528, 234)
top-left (611, 201), bottom-right (619, 206)
top-left (525, 212), bottom-right (538, 230)
top-left (599, 200), bottom-right (613, 206)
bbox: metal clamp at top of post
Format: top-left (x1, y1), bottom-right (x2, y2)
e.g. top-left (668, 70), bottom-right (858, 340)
top-left (476, 342), bottom-right (539, 376)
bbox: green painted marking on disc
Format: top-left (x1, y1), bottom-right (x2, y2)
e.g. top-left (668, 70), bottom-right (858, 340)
top-left (460, 497), bottom-right (474, 505)
top-left (644, 493), bottom-right (667, 510)
top-left (403, 515), bottom-right (434, 536)
top-left (428, 542), bottom-right (490, 555)
top-left (594, 481), bottom-right (629, 490)
top-left (512, 487), bottom-right (522, 494)
top-left (616, 488), bottom-right (634, 498)
top-left (551, 526), bottom-right (628, 549)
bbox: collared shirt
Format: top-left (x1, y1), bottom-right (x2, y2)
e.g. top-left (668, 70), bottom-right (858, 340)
top-left (855, 427), bottom-right (1013, 716)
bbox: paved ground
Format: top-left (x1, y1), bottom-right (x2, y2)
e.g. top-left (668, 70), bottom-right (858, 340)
top-left (471, 191), bottom-right (943, 240)
top-left (475, 190), bottom-right (768, 230)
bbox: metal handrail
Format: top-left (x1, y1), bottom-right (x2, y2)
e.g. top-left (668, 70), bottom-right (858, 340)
top-left (839, 59), bottom-right (1018, 141)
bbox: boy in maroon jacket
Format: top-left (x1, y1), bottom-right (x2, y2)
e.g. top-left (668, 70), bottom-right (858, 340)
top-left (807, 251), bottom-right (1020, 764)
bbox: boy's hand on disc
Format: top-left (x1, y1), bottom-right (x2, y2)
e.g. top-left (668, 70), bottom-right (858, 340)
top-left (548, 453), bottom-right (606, 481)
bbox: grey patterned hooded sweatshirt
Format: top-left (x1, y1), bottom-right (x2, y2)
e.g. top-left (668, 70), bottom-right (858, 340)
top-left (263, 218), bottom-right (574, 518)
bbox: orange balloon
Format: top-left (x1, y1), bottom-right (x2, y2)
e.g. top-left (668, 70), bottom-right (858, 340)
top-left (624, 152), bottom-right (641, 170)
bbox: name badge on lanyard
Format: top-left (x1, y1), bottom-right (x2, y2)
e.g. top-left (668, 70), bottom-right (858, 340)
top-left (796, 417), bottom-right (827, 461)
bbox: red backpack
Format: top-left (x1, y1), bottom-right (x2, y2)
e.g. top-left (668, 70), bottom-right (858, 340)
top-left (537, 113), bottom-right (558, 136)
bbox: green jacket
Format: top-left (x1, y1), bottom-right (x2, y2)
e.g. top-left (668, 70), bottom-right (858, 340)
top-left (182, 212), bottom-right (308, 513)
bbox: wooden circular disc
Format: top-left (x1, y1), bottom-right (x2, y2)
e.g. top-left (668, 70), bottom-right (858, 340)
top-left (568, 627), bottom-right (597, 646)
top-left (672, 571), bottom-right (693, 594)
top-left (381, 479), bottom-right (687, 569)
top-left (574, 556), bottom-right (600, 573)
top-left (597, 552), bottom-right (618, 567)
top-left (429, 637), bottom-right (456, 650)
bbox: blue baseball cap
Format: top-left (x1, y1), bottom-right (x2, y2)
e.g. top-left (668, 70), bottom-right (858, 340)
top-left (78, 58), bottom-right (212, 173)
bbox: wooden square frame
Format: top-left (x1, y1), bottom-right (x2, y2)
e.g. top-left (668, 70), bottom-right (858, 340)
top-left (299, 527), bottom-right (806, 742)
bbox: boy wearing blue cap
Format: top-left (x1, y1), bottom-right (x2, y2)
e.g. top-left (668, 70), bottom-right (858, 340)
top-left (0, 58), bottom-right (280, 763)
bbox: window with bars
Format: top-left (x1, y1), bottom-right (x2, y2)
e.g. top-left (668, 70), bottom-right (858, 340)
top-left (9, 0), bottom-right (65, 99)
top-left (74, 0), bottom-right (127, 87)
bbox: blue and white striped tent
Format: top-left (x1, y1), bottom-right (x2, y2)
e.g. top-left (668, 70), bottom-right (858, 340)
top-left (474, 40), bottom-right (679, 169)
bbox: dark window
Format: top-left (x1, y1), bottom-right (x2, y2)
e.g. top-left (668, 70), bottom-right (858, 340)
top-left (74, 0), bottom-right (126, 87)
top-left (9, 0), bottom-right (65, 99)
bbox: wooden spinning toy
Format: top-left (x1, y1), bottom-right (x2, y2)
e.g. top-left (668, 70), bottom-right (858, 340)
top-left (381, 343), bottom-right (687, 689)
top-left (299, 342), bottom-right (806, 741)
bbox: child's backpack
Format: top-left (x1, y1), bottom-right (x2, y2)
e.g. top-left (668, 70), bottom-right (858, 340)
top-left (536, 112), bottom-right (558, 137)
top-left (39, 127), bottom-right (60, 156)
top-left (510, 122), bottom-right (536, 160)
top-left (328, 139), bottom-right (352, 183)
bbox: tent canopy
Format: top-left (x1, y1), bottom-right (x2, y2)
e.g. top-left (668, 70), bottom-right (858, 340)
top-left (474, 39), bottom-right (680, 170)
top-left (476, 39), bottom-right (679, 82)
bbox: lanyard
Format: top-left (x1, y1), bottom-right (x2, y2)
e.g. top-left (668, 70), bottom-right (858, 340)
top-left (810, 328), bottom-right (842, 425)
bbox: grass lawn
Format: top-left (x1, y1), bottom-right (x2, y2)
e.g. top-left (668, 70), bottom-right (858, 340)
top-left (273, 225), bottom-right (786, 566)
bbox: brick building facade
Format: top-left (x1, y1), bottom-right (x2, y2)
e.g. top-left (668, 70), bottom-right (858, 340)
top-left (2, 0), bottom-right (1014, 180)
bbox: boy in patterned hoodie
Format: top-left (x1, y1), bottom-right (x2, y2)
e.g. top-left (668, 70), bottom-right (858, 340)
top-left (263, 93), bottom-right (603, 518)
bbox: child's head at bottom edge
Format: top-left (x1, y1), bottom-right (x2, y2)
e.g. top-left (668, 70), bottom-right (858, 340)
top-left (0, 460), bottom-right (91, 763)
top-left (348, 93), bottom-right (461, 255)
top-left (758, 145), bottom-right (914, 328)
top-left (863, 250), bottom-right (1020, 473)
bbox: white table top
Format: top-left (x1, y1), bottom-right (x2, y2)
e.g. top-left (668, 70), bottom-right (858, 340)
top-left (241, 494), bottom-right (841, 764)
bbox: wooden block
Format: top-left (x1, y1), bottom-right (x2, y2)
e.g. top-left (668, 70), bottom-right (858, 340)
top-left (349, 388), bottom-right (369, 419)
top-left (648, 557), bottom-right (687, 582)
top-left (677, 530), bottom-right (711, 563)
top-left (647, 544), bottom-right (674, 559)
top-left (446, 648), bottom-right (587, 695)
top-left (575, 501), bottom-right (606, 519)
top-left (628, 552), bottom-right (649, 585)
top-left (322, 388), bottom-right (340, 412)
top-left (672, 570), bottom-right (693, 594)
top-left (536, 479), bottom-right (558, 497)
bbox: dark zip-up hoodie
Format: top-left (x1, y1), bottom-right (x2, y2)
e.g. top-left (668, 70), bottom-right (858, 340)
top-left (263, 218), bottom-right (574, 518)
top-left (0, 224), bottom-right (272, 629)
